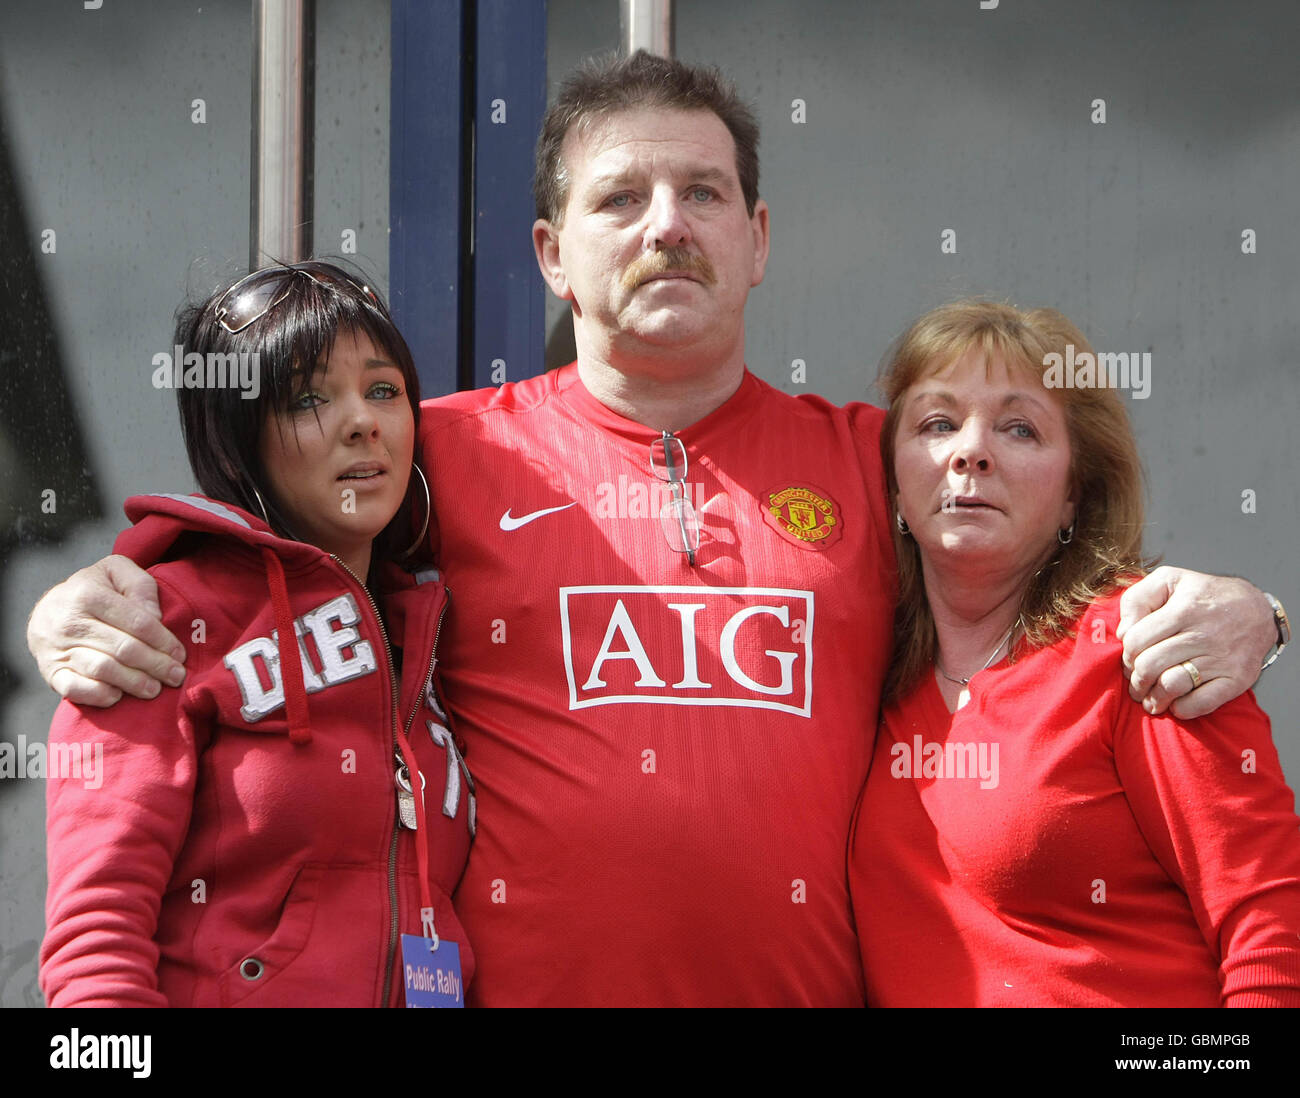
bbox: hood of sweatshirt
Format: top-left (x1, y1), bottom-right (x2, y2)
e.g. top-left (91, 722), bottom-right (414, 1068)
top-left (112, 493), bottom-right (444, 749)
top-left (116, 492), bottom-right (320, 568)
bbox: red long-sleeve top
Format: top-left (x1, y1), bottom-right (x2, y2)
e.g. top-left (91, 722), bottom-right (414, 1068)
top-left (850, 592), bottom-right (1300, 1007)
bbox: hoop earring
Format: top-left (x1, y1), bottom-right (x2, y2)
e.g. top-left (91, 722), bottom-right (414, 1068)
top-left (1058, 522), bottom-right (1075, 545)
top-left (896, 513), bottom-right (910, 536)
top-left (399, 464), bottom-right (431, 559)
top-left (250, 484), bottom-right (272, 527)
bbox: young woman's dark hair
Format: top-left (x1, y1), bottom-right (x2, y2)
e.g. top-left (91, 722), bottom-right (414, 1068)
top-left (173, 260), bottom-right (426, 575)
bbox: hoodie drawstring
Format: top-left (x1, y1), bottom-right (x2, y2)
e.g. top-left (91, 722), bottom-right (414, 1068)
top-left (261, 547), bottom-right (313, 745)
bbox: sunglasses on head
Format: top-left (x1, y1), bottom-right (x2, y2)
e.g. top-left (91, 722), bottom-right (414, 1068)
top-left (214, 263), bottom-right (386, 333)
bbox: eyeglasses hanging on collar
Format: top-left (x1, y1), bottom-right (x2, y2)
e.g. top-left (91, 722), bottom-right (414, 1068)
top-left (649, 430), bottom-right (702, 566)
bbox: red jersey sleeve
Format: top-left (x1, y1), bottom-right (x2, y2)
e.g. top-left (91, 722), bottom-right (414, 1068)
top-left (40, 575), bottom-right (206, 1008)
top-left (1113, 688), bottom-right (1300, 1006)
top-left (843, 399), bottom-right (896, 591)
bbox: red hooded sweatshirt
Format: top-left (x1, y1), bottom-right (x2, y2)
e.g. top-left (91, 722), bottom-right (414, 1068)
top-left (41, 493), bottom-right (476, 1007)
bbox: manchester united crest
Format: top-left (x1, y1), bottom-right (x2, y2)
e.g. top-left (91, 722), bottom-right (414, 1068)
top-left (762, 483), bottom-right (843, 550)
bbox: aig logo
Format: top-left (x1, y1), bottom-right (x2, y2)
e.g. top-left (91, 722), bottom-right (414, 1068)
top-left (558, 586), bottom-right (814, 716)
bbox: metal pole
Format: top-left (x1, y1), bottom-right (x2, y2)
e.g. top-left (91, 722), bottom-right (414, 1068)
top-left (251, 0), bottom-right (315, 269)
top-left (620, 0), bottom-right (673, 59)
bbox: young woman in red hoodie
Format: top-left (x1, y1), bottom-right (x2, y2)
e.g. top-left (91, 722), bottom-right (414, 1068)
top-left (41, 262), bottom-right (475, 1007)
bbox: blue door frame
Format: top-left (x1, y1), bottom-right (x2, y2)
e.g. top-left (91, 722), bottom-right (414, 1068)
top-left (389, 0), bottom-right (548, 399)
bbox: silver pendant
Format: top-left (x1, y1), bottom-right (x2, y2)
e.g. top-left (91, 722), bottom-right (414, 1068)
top-left (395, 764), bottom-right (426, 830)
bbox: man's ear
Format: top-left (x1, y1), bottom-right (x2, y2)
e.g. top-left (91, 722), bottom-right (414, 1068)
top-left (749, 198), bottom-right (771, 288)
top-left (533, 218), bottom-right (572, 301)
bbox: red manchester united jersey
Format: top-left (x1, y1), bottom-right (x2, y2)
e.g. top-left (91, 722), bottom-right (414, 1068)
top-left (422, 364), bottom-right (894, 1005)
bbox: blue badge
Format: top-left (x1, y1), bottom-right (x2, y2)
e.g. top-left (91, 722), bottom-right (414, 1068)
top-left (400, 935), bottom-right (464, 1008)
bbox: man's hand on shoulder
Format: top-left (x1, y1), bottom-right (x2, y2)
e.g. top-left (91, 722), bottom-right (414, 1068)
top-left (1116, 566), bottom-right (1276, 719)
top-left (26, 555), bottom-right (187, 707)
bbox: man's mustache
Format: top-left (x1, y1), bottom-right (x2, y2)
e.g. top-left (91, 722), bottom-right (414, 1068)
top-left (621, 247), bottom-right (716, 292)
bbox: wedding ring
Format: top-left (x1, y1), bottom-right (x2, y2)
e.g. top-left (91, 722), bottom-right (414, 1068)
top-left (1181, 660), bottom-right (1202, 690)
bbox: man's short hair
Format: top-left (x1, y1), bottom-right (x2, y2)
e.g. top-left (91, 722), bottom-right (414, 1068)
top-left (534, 50), bottom-right (761, 225)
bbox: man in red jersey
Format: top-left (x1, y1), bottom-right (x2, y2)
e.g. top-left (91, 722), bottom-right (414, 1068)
top-left (27, 53), bottom-right (1284, 1005)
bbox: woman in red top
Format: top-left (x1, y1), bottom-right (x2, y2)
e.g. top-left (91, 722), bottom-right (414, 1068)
top-left (850, 300), bottom-right (1300, 1007)
top-left (41, 263), bottom-right (475, 1006)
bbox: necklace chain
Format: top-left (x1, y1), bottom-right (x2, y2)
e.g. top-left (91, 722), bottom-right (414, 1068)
top-left (936, 619), bottom-right (1021, 686)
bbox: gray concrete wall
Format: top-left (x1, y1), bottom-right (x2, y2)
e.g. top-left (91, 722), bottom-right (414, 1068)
top-left (1, 0), bottom-right (1296, 1006)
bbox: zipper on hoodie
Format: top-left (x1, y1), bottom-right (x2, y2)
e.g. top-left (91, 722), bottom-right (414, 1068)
top-left (330, 554), bottom-right (448, 1008)
top-left (404, 597), bottom-right (449, 742)
top-left (330, 554), bottom-right (403, 1007)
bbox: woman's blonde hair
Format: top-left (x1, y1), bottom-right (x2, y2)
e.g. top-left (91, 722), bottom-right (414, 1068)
top-left (879, 300), bottom-right (1149, 702)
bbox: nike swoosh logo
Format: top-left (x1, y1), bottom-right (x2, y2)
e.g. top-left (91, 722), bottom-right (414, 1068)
top-left (499, 502), bottom-right (578, 531)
